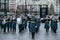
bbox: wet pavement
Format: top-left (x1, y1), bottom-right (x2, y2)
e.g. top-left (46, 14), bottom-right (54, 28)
top-left (0, 22), bottom-right (60, 40)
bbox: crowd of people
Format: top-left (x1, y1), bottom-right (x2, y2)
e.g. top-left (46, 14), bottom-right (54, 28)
top-left (0, 15), bottom-right (16, 32)
top-left (0, 13), bottom-right (60, 39)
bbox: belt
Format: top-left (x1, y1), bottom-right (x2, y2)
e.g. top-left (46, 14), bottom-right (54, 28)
top-left (30, 21), bottom-right (36, 23)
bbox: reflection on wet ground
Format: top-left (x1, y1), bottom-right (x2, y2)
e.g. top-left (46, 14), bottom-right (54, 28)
top-left (0, 22), bottom-right (60, 40)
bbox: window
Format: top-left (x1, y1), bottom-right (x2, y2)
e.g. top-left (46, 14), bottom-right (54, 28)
top-left (6, 4), bottom-right (9, 7)
top-left (1, 4), bottom-right (4, 9)
top-left (1, 0), bottom-right (4, 3)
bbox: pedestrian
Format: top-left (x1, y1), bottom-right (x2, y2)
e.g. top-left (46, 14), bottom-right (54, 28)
top-left (29, 13), bottom-right (36, 39)
top-left (1, 16), bottom-right (3, 30)
top-left (59, 15), bottom-right (60, 21)
top-left (2, 16), bottom-right (7, 32)
top-left (0, 16), bottom-right (1, 29)
top-left (22, 15), bottom-right (27, 29)
top-left (9, 16), bottom-right (13, 31)
top-left (0, 16), bottom-right (2, 30)
top-left (17, 15), bottom-right (23, 32)
top-left (12, 16), bottom-right (16, 32)
top-left (51, 16), bottom-right (58, 33)
top-left (35, 14), bottom-right (40, 32)
top-left (6, 16), bottom-right (10, 32)
top-left (44, 20), bottom-right (50, 32)
top-left (27, 13), bottom-right (32, 31)
top-left (44, 16), bottom-right (50, 32)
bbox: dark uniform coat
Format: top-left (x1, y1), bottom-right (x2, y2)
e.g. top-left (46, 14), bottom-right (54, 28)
top-left (51, 19), bottom-right (58, 30)
top-left (2, 18), bottom-right (7, 32)
top-left (36, 18), bottom-right (40, 28)
top-left (44, 20), bottom-right (49, 29)
top-left (0, 18), bottom-right (2, 28)
top-left (29, 16), bottom-right (36, 32)
top-left (12, 18), bottom-right (16, 28)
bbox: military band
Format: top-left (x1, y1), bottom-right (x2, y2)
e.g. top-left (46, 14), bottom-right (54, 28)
top-left (0, 14), bottom-right (59, 39)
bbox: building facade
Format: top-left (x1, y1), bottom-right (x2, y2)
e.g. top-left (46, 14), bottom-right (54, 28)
top-left (17, 0), bottom-right (60, 15)
top-left (54, 0), bottom-right (59, 15)
top-left (9, 0), bottom-right (17, 12)
top-left (0, 0), bottom-right (17, 15)
top-left (59, 0), bottom-right (60, 15)
top-left (0, 0), bottom-right (9, 11)
top-left (17, 0), bottom-right (49, 12)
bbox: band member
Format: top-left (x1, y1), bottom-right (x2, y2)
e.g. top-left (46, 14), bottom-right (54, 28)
top-left (0, 16), bottom-right (1, 29)
top-left (6, 16), bottom-right (10, 32)
top-left (17, 15), bottom-right (23, 32)
top-left (51, 16), bottom-right (58, 33)
top-left (12, 16), bottom-right (16, 32)
top-left (0, 16), bottom-right (3, 30)
top-left (29, 13), bottom-right (36, 39)
top-left (44, 20), bottom-right (50, 32)
top-left (59, 16), bottom-right (60, 21)
top-left (22, 15), bottom-right (27, 29)
top-left (35, 15), bottom-right (40, 32)
top-left (2, 16), bottom-right (7, 32)
top-left (27, 14), bottom-right (32, 31)
top-left (9, 16), bottom-right (13, 31)
top-left (44, 16), bottom-right (50, 32)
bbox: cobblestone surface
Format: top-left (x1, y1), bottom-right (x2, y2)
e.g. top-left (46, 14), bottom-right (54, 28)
top-left (0, 22), bottom-right (60, 40)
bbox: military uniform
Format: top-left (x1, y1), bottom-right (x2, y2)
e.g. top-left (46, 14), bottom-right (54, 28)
top-left (0, 19), bottom-right (3, 30)
top-left (2, 17), bottom-right (7, 32)
top-left (17, 17), bottom-right (23, 32)
top-left (35, 15), bottom-right (40, 32)
top-left (44, 20), bottom-right (50, 32)
top-left (51, 19), bottom-right (58, 33)
top-left (28, 16), bottom-right (31, 31)
top-left (22, 16), bottom-right (27, 29)
top-left (9, 18), bottom-right (13, 31)
top-left (12, 18), bottom-right (16, 32)
top-left (59, 16), bottom-right (60, 21)
top-left (0, 19), bottom-right (1, 28)
top-left (29, 15), bottom-right (36, 39)
top-left (6, 18), bottom-right (10, 32)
